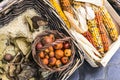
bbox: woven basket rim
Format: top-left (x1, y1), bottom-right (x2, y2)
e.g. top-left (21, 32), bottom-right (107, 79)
top-left (32, 30), bottom-right (75, 72)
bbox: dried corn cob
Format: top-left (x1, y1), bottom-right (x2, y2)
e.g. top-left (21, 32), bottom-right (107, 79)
top-left (73, 2), bottom-right (96, 47)
top-left (82, 31), bottom-right (95, 47)
top-left (49, 0), bottom-right (71, 29)
top-left (95, 10), bottom-right (109, 52)
top-left (100, 6), bottom-right (118, 41)
top-left (59, 0), bottom-right (83, 33)
top-left (60, 0), bottom-right (74, 15)
top-left (87, 19), bottom-right (104, 54)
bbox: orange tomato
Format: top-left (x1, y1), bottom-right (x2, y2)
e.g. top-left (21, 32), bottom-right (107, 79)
top-left (48, 46), bottom-right (54, 52)
top-left (54, 43), bottom-right (63, 49)
top-left (55, 49), bottom-right (64, 59)
top-left (45, 55), bottom-right (49, 59)
top-left (49, 51), bottom-right (55, 57)
top-left (42, 58), bottom-right (49, 65)
top-left (39, 51), bottom-right (45, 58)
top-left (44, 48), bottom-right (49, 53)
top-left (49, 57), bottom-right (57, 66)
top-left (49, 34), bottom-right (55, 41)
top-left (55, 60), bottom-right (62, 67)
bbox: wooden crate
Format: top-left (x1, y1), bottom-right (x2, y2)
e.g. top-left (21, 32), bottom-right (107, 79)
top-left (84, 0), bottom-right (120, 67)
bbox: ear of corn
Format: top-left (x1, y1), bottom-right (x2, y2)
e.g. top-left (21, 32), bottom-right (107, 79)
top-left (95, 10), bottom-right (109, 52)
top-left (59, 0), bottom-right (74, 15)
top-left (100, 6), bottom-right (118, 41)
top-left (82, 31), bottom-right (96, 47)
top-left (73, 2), bottom-right (97, 49)
top-left (87, 19), bottom-right (104, 54)
top-left (49, 0), bottom-right (71, 29)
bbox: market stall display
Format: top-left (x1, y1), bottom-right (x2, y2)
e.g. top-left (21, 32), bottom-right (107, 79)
top-left (0, 0), bottom-right (120, 80)
top-left (49, 0), bottom-right (120, 67)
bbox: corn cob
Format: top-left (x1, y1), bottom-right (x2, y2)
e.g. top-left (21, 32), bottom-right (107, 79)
top-left (87, 19), bottom-right (104, 54)
top-left (100, 6), bottom-right (118, 41)
top-left (95, 10), bottom-right (109, 52)
top-left (82, 31), bottom-right (96, 47)
top-left (72, 2), bottom-right (96, 47)
top-left (59, 0), bottom-right (74, 15)
top-left (49, 0), bottom-right (71, 29)
top-left (59, 0), bottom-right (83, 33)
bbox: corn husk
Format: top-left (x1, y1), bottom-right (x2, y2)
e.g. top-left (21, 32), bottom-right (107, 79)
top-left (15, 38), bottom-right (31, 55)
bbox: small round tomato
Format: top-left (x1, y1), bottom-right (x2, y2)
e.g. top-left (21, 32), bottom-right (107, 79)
top-left (42, 58), bottom-right (48, 65)
top-left (63, 41), bottom-right (71, 49)
top-left (49, 57), bottom-right (57, 66)
top-left (55, 49), bottom-right (64, 59)
top-left (44, 48), bottom-right (49, 53)
top-left (42, 36), bottom-right (53, 45)
top-left (49, 34), bottom-right (55, 41)
top-left (45, 55), bottom-right (49, 59)
top-left (48, 46), bottom-right (54, 52)
top-left (55, 60), bottom-right (62, 68)
top-left (36, 42), bottom-right (43, 50)
top-left (39, 51), bottom-right (45, 58)
top-left (61, 57), bottom-right (69, 64)
top-left (64, 49), bottom-right (72, 57)
top-left (54, 43), bottom-right (63, 49)
top-left (49, 51), bottom-right (55, 57)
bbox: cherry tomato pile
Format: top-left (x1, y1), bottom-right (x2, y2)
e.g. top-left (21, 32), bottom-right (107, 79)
top-left (36, 33), bottom-right (72, 68)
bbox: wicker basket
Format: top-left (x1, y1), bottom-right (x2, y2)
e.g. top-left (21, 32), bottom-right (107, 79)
top-left (108, 0), bottom-right (120, 14)
top-left (32, 30), bottom-right (75, 72)
top-left (0, 0), bottom-right (84, 80)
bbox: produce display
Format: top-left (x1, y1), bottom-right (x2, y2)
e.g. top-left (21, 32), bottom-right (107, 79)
top-left (37, 34), bottom-right (72, 67)
top-left (0, 7), bottom-right (75, 79)
top-left (49, 0), bottom-right (119, 61)
top-left (0, 0), bottom-right (79, 79)
top-left (0, 0), bottom-right (119, 79)
top-left (32, 30), bottom-right (75, 71)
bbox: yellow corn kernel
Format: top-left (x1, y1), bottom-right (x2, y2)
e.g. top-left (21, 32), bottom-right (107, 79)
top-left (49, 0), bottom-right (71, 29)
top-left (87, 19), bottom-right (104, 54)
top-left (100, 6), bottom-right (118, 41)
top-left (95, 10), bottom-right (109, 52)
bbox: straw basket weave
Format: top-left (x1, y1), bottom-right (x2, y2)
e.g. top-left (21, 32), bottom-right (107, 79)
top-left (0, 0), bottom-right (84, 80)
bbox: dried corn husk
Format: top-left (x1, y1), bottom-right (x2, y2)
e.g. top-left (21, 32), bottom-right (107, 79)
top-left (63, 11), bottom-right (83, 33)
top-left (0, 34), bottom-right (9, 60)
top-left (74, 0), bottom-right (104, 6)
top-left (70, 29), bottom-right (101, 60)
top-left (25, 16), bottom-right (34, 32)
top-left (73, 5), bottom-right (88, 32)
top-left (73, 3), bottom-right (96, 47)
top-left (15, 38), bottom-right (31, 55)
top-left (85, 3), bottom-right (95, 20)
top-left (3, 45), bottom-right (16, 57)
top-left (0, 74), bottom-right (9, 80)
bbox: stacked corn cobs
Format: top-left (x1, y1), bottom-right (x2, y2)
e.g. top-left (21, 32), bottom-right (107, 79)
top-left (49, 0), bottom-right (118, 56)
